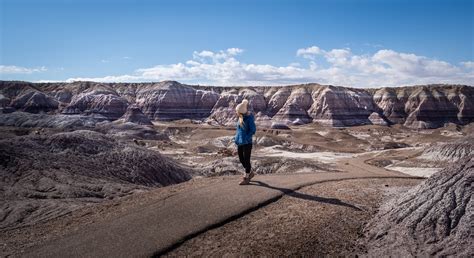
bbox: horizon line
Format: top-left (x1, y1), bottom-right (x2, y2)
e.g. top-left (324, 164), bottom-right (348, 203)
top-left (1, 79), bottom-right (473, 90)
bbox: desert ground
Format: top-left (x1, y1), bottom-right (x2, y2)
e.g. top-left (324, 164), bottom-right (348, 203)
top-left (1, 120), bottom-right (473, 257)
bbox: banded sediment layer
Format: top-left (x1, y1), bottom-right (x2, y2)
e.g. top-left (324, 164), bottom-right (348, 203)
top-left (1, 81), bottom-right (472, 129)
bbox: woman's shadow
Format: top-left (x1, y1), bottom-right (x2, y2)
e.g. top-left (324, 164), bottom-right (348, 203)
top-left (249, 180), bottom-right (363, 211)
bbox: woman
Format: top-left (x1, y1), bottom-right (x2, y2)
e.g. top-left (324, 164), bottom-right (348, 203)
top-left (234, 99), bottom-right (256, 185)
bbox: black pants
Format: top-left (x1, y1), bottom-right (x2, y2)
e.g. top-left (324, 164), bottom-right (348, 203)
top-left (238, 143), bottom-right (252, 174)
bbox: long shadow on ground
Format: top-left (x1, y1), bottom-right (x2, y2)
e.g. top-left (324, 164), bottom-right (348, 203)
top-left (156, 178), bottom-right (364, 256)
top-left (250, 180), bottom-right (363, 211)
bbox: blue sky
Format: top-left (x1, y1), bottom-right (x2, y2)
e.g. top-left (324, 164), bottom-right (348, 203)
top-left (0, 0), bottom-right (473, 87)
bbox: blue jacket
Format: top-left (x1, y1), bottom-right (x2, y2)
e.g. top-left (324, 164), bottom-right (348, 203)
top-left (234, 113), bottom-right (256, 146)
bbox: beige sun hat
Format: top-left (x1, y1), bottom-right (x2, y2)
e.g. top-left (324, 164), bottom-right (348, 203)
top-left (235, 99), bottom-right (249, 114)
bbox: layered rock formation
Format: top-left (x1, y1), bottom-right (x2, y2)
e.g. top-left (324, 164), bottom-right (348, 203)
top-left (11, 91), bottom-right (59, 113)
top-left (0, 80), bottom-right (472, 129)
top-left (371, 85), bottom-right (473, 128)
top-left (136, 82), bottom-right (220, 121)
top-left (363, 156), bottom-right (473, 256)
top-left (309, 86), bottom-right (376, 126)
top-left (121, 105), bottom-right (153, 125)
top-left (62, 89), bottom-right (128, 120)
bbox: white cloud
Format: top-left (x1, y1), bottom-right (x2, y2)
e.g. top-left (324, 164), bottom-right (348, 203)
top-left (296, 46), bottom-right (322, 60)
top-left (227, 48), bottom-right (244, 55)
top-left (324, 49), bottom-right (352, 66)
top-left (0, 65), bottom-right (47, 74)
top-left (36, 79), bottom-right (63, 83)
top-left (66, 46), bottom-right (474, 87)
top-left (192, 48), bottom-right (243, 63)
top-left (66, 74), bottom-right (139, 83)
top-left (371, 49), bottom-right (460, 77)
top-left (193, 50), bottom-right (214, 58)
top-left (461, 61), bottom-right (474, 69)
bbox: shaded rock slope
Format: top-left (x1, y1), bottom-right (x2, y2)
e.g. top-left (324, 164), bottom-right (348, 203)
top-left (0, 130), bottom-right (191, 230)
top-left (1, 80), bottom-right (473, 128)
top-left (363, 156), bottom-right (473, 257)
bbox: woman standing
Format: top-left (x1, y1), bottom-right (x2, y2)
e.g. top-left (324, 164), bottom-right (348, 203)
top-left (234, 99), bottom-right (256, 185)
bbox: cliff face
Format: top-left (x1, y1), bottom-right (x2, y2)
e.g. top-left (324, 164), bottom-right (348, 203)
top-left (0, 80), bottom-right (473, 129)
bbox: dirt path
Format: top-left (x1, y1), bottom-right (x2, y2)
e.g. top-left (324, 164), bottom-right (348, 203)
top-left (165, 149), bottom-right (424, 256)
top-left (338, 147), bottom-right (425, 176)
top-left (5, 149), bottom-right (423, 257)
top-left (166, 178), bottom-right (422, 256)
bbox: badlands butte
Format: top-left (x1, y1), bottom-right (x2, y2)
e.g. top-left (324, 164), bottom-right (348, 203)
top-left (0, 80), bottom-right (473, 257)
top-left (0, 80), bottom-right (473, 128)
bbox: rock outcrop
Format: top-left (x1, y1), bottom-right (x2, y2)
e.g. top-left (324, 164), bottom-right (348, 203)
top-left (137, 81), bottom-right (220, 121)
top-left (62, 90), bottom-right (128, 120)
top-left (368, 112), bottom-right (388, 126)
top-left (309, 86), bottom-right (376, 126)
top-left (372, 87), bottom-right (408, 124)
top-left (363, 156), bottom-right (473, 256)
top-left (121, 105), bottom-right (153, 125)
top-left (11, 91), bottom-right (59, 113)
top-left (372, 85), bottom-right (473, 128)
top-left (420, 137), bottom-right (474, 162)
top-left (274, 87), bottom-right (313, 124)
top-left (0, 130), bottom-right (191, 229)
top-left (0, 112), bottom-right (101, 129)
top-left (1, 81), bottom-right (472, 129)
top-left (0, 94), bottom-right (10, 107)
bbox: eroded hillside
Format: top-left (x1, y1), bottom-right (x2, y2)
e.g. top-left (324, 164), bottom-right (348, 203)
top-left (1, 81), bottom-right (472, 129)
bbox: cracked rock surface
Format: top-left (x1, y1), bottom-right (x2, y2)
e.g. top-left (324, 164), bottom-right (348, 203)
top-left (363, 156), bottom-right (473, 257)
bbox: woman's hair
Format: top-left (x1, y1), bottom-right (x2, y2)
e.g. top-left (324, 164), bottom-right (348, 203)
top-left (238, 112), bottom-right (244, 127)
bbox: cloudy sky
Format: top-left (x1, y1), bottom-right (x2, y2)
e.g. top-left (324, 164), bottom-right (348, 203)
top-left (1, 0), bottom-right (473, 87)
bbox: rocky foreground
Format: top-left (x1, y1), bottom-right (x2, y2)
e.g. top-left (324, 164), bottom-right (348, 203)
top-left (0, 81), bottom-right (473, 129)
top-left (0, 130), bottom-right (191, 230)
top-left (364, 156), bottom-right (473, 256)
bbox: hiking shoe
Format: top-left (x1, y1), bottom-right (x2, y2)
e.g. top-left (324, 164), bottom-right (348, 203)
top-left (239, 177), bottom-right (250, 185)
top-left (248, 171), bottom-right (255, 180)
